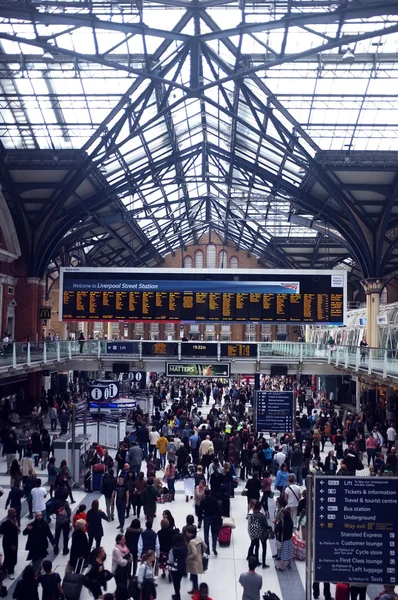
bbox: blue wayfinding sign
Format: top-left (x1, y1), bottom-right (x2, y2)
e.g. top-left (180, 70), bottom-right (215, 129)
top-left (106, 342), bottom-right (136, 354)
top-left (314, 476), bottom-right (398, 584)
top-left (256, 391), bottom-right (294, 433)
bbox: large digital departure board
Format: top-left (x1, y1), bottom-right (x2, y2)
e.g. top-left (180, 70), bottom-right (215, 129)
top-left (60, 268), bottom-right (347, 325)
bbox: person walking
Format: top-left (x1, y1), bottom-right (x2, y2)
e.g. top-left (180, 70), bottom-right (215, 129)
top-left (137, 550), bottom-right (157, 600)
top-left (112, 533), bottom-right (132, 585)
top-left (247, 501), bottom-right (269, 569)
top-left (23, 511), bottom-right (55, 574)
top-left (141, 477), bottom-right (160, 521)
top-left (284, 474), bottom-right (302, 523)
top-left (47, 457), bottom-right (57, 498)
top-left (115, 476), bottom-right (129, 534)
top-left (125, 518), bottom-right (142, 577)
top-left (275, 507), bottom-right (294, 571)
top-left (239, 556), bottom-right (263, 600)
top-left (86, 499), bottom-right (109, 550)
top-left (200, 488), bottom-right (222, 556)
top-left (290, 444), bottom-right (303, 486)
top-left (186, 525), bottom-right (208, 595)
top-left (101, 469), bottom-right (117, 521)
top-left (194, 479), bottom-right (206, 529)
top-left (69, 519), bottom-right (89, 572)
top-left (164, 460), bottom-right (177, 501)
top-left (12, 565), bottom-right (39, 600)
top-left (156, 433), bottom-right (168, 468)
top-left (54, 494), bottom-right (71, 555)
top-left (31, 478), bottom-right (48, 521)
top-left (38, 560), bottom-right (63, 600)
top-left (274, 463), bottom-right (289, 495)
top-left (168, 533), bottom-right (188, 600)
top-left (0, 508), bottom-right (19, 579)
top-left (6, 481), bottom-right (24, 525)
top-left (137, 520), bottom-right (160, 559)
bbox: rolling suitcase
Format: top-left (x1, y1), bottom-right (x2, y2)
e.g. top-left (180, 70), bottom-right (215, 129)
top-left (218, 526), bottom-right (232, 546)
top-left (63, 572), bottom-right (84, 600)
top-left (335, 583), bottom-right (350, 600)
top-left (75, 557), bottom-right (86, 575)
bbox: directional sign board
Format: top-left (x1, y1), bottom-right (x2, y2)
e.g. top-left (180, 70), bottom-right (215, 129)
top-left (255, 391), bottom-right (294, 433)
top-left (314, 476), bottom-right (398, 584)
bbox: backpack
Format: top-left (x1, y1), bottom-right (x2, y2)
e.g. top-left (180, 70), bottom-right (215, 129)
top-left (248, 513), bottom-right (263, 540)
top-left (57, 504), bottom-right (69, 525)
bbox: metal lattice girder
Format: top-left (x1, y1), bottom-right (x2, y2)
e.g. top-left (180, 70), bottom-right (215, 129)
top-left (0, 0), bottom-right (397, 281)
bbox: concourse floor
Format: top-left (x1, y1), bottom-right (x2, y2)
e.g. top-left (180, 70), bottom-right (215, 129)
top-left (0, 413), bottom-right (384, 600)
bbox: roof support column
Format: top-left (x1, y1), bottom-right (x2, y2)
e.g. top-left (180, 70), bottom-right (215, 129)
top-left (360, 278), bottom-right (386, 349)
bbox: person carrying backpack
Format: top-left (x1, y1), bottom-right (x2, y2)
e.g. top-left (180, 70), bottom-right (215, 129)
top-left (54, 493), bottom-right (71, 555)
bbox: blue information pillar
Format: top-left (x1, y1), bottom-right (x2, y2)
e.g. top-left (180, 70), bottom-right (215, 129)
top-left (314, 477), bottom-right (398, 584)
top-left (255, 391), bottom-right (294, 433)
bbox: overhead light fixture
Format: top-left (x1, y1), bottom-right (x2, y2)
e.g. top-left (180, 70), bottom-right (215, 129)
top-left (99, 167), bottom-right (107, 175)
top-left (342, 47), bottom-right (355, 60)
top-left (42, 51), bottom-right (54, 61)
top-left (298, 168), bottom-right (306, 175)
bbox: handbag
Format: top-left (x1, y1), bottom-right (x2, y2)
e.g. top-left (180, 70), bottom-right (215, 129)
top-left (356, 459), bottom-right (364, 471)
top-left (241, 489), bottom-right (248, 497)
top-left (202, 555), bottom-right (209, 572)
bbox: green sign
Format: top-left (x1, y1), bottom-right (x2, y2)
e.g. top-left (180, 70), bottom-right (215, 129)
top-left (166, 363), bottom-right (230, 378)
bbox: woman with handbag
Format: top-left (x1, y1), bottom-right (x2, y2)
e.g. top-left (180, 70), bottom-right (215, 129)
top-left (186, 525), bottom-right (208, 595)
top-left (137, 550), bottom-right (157, 600)
top-left (247, 500), bottom-right (270, 569)
top-left (112, 534), bottom-right (132, 586)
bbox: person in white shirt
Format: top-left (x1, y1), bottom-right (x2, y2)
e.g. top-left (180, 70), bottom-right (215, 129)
top-left (284, 473), bottom-right (302, 523)
top-left (31, 479), bottom-right (48, 520)
top-left (387, 425), bottom-right (397, 451)
top-left (149, 427), bottom-right (160, 458)
top-left (274, 448), bottom-right (286, 467)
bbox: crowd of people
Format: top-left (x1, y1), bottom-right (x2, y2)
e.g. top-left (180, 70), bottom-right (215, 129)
top-left (0, 374), bottom-right (395, 600)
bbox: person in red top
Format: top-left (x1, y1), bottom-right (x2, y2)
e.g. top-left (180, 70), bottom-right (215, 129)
top-left (72, 504), bottom-right (87, 532)
top-left (193, 583), bottom-right (213, 600)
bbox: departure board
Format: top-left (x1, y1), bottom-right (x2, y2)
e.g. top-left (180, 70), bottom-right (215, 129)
top-left (221, 343), bottom-right (257, 358)
top-left (60, 268), bottom-right (347, 325)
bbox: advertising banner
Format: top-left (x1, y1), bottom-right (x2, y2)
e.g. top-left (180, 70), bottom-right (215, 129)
top-left (166, 363), bottom-right (230, 378)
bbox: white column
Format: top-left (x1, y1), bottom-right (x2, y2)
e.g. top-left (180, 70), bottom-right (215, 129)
top-left (355, 376), bottom-right (361, 413)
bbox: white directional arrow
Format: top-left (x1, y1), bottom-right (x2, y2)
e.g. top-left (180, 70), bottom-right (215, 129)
top-left (320, 489), bottom-right (325, 494)
top-left (320, 480), bottom-right (325, 484)
top-left (320, 498), bottom-right (325, 503)
top-left (319, 506), bottom-right (325, 511)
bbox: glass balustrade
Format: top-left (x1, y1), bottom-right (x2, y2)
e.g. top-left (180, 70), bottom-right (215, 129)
top-left (0, 340), bottom-right (396, 379)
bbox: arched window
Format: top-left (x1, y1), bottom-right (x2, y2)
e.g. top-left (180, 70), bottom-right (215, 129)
top-left (219, 250), bottom-right (228, 268)
top-left (195, 250), bottom-right (204, 268)
top-left (230, 256), bottom-right (238, 269)
top-left (183, 255), bottom-right (193, 268)
top-left (207, 244), bottom-right (216, 268)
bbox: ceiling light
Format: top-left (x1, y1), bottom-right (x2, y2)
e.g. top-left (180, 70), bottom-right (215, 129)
top-left (342, 48), bottom-right (355, 60)
top-left (298, 168), bottom-right (306, 175)
top-left (42, 51), bottom-right (54, 61)
top-left (99, 167), bottom-right (107, 175)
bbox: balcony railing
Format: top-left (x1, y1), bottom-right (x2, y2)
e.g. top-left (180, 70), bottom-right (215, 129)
top-left (0, 341), bottom-right (396, 379)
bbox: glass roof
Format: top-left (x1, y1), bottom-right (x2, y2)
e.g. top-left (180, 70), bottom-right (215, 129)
top-left (0, 0), bottom-right (397, 261)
